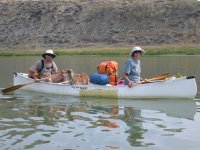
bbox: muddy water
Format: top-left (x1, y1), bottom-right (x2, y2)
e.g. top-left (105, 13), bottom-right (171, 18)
top-left (0, 55), bottom-right (200, 150)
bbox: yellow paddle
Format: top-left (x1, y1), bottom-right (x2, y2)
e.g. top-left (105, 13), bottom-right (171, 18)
top-left (2, 81), bottom-right (36, 94)
top-left (1, 72), bottom-right (61, 94)
top-left (126, 73), bottom-right (170, 87)
top-left (139, 73), bottom-right (170, 84)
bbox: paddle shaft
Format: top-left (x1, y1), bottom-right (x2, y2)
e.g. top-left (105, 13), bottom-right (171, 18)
top-left (1, 72), bottom-right (61, 94)
top-left (2, 72), bottom-right (169, 93)
top-left (138, 75), bottom-right (169, 84)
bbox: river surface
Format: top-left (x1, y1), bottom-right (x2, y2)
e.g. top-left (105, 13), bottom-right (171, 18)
top-left (0, 56), bottom-right (200, 150)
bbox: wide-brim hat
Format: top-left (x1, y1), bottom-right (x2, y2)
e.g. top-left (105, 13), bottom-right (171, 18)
top-left (42, 49), bottom-right (56, 58)
top-left (130, 47), bottom-right (145, 56)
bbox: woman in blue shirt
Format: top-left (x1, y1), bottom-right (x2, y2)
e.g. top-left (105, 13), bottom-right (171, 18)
top-left (123, 47), bottom-right (145, 87)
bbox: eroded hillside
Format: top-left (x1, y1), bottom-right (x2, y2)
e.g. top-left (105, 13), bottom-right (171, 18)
top-left (0, 0), bottom-right (200, 48)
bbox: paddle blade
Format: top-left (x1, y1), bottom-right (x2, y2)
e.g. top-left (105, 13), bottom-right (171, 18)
top-left (150, 75), bottom-right (169, 81)
top-left (2, 85), bottom-right (25, 94)
top-left (148, 73), bottom-right (170, 81)
top-left (138, 73), bottom-right (170, 84)
top-left (1, 82), bottom-right (35, 94)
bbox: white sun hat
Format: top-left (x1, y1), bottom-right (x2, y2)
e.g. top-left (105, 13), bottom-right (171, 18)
top-left (42, 49), bottom-right (56, 58)
top-left (130, 46), bottom-right (145, 55)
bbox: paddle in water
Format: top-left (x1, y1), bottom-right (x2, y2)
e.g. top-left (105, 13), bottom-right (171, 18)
top-left (1, 81), bottom-right (35, 94)
top-left (1, 72), bottom-right (61, 94)
top-left (2, 72), bottom-right (170, 94)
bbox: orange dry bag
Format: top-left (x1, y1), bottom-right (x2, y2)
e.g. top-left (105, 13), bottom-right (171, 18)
top-left (97, 61), bottom-right (118, 85)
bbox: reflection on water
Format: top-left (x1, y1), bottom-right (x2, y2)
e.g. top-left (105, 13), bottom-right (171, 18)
top-left (0, 56), bottom-right (200, 149)
top-left (0, 91), bottom-right (199, 150)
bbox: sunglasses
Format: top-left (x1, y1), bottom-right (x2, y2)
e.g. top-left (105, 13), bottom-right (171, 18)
top-left (134, 51), bottom-right (142, 54)
top-left (46, 54), bottom-right (54, 57)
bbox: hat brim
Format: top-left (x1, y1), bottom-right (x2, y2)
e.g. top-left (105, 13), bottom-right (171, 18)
top-left (130, 49), bottom-right (145, 56)
top-left (42, 53), bottom-right (56, 58)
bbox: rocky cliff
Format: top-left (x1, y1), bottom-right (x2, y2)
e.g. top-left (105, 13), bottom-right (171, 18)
top-left (0, 0), bottom-right (200, 48)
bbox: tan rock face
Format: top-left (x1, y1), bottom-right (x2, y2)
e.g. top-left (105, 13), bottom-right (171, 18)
top-left (0, 0), bottom-right (200, 48)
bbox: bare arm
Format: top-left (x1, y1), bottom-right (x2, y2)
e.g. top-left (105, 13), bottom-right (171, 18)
top-left (123, 73), bottom-right (136, 87)
top-left (28, 70), bottom-right (38, 79)
top-left (123, 73), bottom-right (130, 84)
top-left (28, 61), bottom-right (40, 80)
top-left (52, 62), bottom-right (58, 74)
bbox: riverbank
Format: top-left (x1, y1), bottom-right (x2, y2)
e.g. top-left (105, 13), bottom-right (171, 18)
top-left (0, 44), bottom-right (200, 56)
top-left (0, 0), bottom-right (200, 48)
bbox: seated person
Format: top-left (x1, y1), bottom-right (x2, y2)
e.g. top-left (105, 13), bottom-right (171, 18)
top-left (123, 46), bottom-right (145, 87)
top-left (28, 49), bottom-right (58, 82)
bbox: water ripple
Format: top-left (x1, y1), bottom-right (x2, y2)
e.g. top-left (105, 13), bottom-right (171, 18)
top-left (0, 96), bottom-right (199, 150)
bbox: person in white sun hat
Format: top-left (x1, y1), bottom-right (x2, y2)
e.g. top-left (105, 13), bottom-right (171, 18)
top-left (123, 46), bottom-right (145, 87)
top-left (28, 49), bottom-right (58, 82)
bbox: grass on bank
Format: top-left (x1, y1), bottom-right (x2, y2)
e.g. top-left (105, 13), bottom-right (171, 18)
top-left (0, 45), bottom-right (200, 56)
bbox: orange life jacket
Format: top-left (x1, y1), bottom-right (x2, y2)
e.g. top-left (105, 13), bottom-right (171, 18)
top-left (97, 61), bottom-right (118, 85)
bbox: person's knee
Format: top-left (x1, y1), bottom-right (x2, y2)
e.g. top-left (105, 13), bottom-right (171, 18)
top-left (48, 78), bottom-right (52, 83)
top-left (45, 77), bottom-right (52, 83)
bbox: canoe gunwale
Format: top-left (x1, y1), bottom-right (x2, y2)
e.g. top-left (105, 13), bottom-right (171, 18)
top-left (14, 72), bottom-right (195, 87)
top-left (13, 72), bottom-right (197, 99)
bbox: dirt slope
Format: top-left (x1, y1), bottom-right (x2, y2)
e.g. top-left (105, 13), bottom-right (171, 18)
top-left (0, 0), bottom-right (200, 48)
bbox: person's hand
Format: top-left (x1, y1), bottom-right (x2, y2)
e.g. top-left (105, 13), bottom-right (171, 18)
top-left (44, 77), bottom-right (52, 83)
top-left (128, 81), bottom-right (136, 88)
top-left (34, 78), bottom-right (40, 82)
top-left (144, 79), bottom-right (150, 83)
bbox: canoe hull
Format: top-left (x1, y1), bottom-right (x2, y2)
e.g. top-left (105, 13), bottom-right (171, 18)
top-left (13, 73), bottom-right (197, 99)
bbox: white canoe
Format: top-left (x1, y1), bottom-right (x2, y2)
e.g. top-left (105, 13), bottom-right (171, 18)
top-left (13, 72), bottom-right (197, 99)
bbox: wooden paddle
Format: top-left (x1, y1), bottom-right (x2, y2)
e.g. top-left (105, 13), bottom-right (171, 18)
top-left (138, 73), bottom-right (170, 84)
top-left (1, 72), bottom-right (61, 94)
top-left (153, 72), bottom-right (169, 78)
top-left (126, 73), bottom-right (170, 87)
top-left (2, 81), bottom-right (36, 94)
top-left (2, 72), bottom-right (169, 93)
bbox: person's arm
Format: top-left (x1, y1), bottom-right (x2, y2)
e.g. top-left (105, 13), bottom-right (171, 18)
top-left (28, 61), bottom-right (40, 81)
top-left (28, 70), bottom-right (37, 79)
top-left (123, 73), bottom-right (135, 87)
top-left (52, 62), bottom-right (58, 74)
top-left (123, 60), bottom-right (136, 87)
top-left (123, 73), bottom-right (130, 84)
top-left (123, 73), bottom-right (132, 87)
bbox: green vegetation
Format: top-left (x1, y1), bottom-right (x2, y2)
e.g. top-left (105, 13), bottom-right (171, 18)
top-left (0, 45), bottom-right (200, 56)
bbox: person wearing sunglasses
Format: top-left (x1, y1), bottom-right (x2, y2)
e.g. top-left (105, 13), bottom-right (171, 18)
top-left (28, 49), bottom-right (58, 82)
top-left (123, 47), bottom-right (145, 87)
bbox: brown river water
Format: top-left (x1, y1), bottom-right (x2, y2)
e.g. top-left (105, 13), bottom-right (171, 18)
top-left (0, 55), bottom-right (200, 150)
